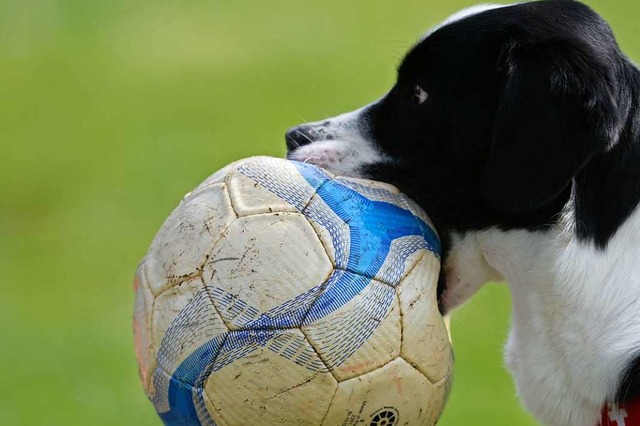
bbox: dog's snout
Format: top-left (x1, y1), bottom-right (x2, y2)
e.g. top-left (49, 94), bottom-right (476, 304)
top-left (285, 126), bottom-right (314, 151)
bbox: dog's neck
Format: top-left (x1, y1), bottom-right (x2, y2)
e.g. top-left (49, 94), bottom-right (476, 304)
top-left (448, 202), bottom-right (640, 425)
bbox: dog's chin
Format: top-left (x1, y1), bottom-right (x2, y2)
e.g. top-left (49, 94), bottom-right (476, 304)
top-left (286, 140), bottom-right (367, 178)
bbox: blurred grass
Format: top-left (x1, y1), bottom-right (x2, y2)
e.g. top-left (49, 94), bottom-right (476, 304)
top-left (0, 0), bottom-right (638, 424)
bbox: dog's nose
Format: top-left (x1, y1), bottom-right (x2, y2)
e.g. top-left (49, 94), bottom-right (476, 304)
top-left (285, 126), bottom-right (313, 151)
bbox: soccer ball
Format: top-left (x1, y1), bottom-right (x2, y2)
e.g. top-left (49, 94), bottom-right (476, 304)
top-left (133, 156), bottom-right (453, 426)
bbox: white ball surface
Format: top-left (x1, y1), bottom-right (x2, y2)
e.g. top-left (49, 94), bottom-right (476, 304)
top-left (133, 156), bottom-right (452, 426)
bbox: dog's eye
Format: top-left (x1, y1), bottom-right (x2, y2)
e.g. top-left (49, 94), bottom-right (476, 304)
top-left (413, 84), bottom-right (428, 104)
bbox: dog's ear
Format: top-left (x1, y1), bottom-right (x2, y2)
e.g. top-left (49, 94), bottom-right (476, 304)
top-left (481, 40), bottom-right (621, 213)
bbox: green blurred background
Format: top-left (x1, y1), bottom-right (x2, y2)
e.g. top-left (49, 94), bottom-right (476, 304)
top-left (1, 0), bottom-right (638, 424)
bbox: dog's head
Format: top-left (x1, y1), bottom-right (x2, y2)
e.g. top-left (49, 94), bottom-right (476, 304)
top-left (286, 0), bottom-right (626, 236)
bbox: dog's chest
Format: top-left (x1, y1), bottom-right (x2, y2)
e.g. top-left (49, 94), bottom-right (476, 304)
top-left (472, 215), bottom-right (640, 425)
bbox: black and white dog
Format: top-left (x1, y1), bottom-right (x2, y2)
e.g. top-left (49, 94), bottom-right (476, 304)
top-left (285, 1), bottom-right (640, 425)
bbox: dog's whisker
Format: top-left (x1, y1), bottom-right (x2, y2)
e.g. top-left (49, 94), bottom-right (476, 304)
top-left (288, 138), bottom-right (300, 149)
top-left (296, 130), bottom-right (314, 144)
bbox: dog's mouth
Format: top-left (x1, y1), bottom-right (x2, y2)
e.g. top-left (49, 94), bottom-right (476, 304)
top-left (287, 141), bottom-right (351, 171)
top-left (287, 139), bottom-right (394, 182)
top-left (285, 126), bottom-right (353, 174)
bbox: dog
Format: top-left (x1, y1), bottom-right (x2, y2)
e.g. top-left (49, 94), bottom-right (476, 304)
top-left (285, 1), bottom-right (640, 425)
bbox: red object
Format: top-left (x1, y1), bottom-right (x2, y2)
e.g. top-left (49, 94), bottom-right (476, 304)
top-left (601, 400), bottom-right (640, 425)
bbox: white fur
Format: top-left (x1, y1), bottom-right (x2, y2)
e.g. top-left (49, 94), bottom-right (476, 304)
top-left (441, 208), bottom-right (640, 426)
top-left (422, 4), bottom-right (508, 40)
top-left (286, 104), bottom-right (388, 177)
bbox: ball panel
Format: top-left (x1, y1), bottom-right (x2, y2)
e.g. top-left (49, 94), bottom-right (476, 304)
top-left (433, 374), bottom-right (453, 414)
top-left (227, 168), bottom-right (299, 217)
top-left (148, 285), bottom-right (228, 425)
top-left (375, 240), bottom-right (433, 288)
top-left (145, 183), bottom-right (236, 296)
top-left (152, 367), bottom-right (221, 425)
top-left (334, 178), bottom-right (436, 232)
top-left (321, 357), bottom-right (444, 426)
top-left (397, 193), bottom-right (437, 230)
top-left (333, 176), bottom-right (400, 200)
top-left (303, 193), bottom-right (351, 270)
top-left (302, 272), bottom-right (401, 382)
top-left (330, 176), bottom-right (440, 282)
top-left (133, 263), bottom-right (156, 396)
top-left (229, 157), bottom-right (331, 216)
top-left (202, 391), bottom-right (230, 426)
top-left (301, 173), bottom-right (440, 281)
top-left (151, 277), bottom-right (228, 370)
top-left (212, 328), bottom-right (329, 374)
top-left (203, 213), bottom-right (333, 330)
top-left (397, 252), bottom-right (452, 383)
top-left (191, 162), bottom-right (236, 194)
top-left (206, 329), bottom-right (337, 426)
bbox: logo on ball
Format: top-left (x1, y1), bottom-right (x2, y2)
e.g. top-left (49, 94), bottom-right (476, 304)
top-left (370, 407), bottom-right (399, 426)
